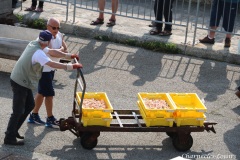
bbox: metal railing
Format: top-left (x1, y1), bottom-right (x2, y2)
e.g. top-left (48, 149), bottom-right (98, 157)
top-left (21, 0), bottom-right (240, 46)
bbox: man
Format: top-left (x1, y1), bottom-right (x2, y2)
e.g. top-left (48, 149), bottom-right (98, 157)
top-left (90, 0), bottom-right (118, 27)
top-left (4, 30), bottom-right (82, 145)
top-left (149, 0), bottom-right (175, 36)
top-left (28, 18), bottom-right (73, 128)
top-left (199, 0), bottom-right (240, 48)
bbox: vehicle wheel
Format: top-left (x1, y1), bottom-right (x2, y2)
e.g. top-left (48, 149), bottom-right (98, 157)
top-left (166, 132), bottom-right (177, 138)
top-left (172, 134), bottom-right (193, 152)
top-left (59, 118), bottom-right (67, 131)
top-left (80, 133), bottom-right (98, 150)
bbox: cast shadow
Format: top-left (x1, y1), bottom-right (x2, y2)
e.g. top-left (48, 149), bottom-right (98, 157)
top-left (223, 105), bottom-right (240, 160)
top-left (126, 50), bottom-right (162, 86)
top-left (194, 60), bottom-right (229, 102)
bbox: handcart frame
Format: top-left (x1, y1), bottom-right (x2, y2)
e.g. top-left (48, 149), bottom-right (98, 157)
top-left (59, 67), bottom-right (217, 152)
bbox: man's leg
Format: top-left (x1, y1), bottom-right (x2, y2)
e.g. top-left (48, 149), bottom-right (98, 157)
top-left (163, 0), bottom-right (174, 32)
top-left (98, 0), bottom-right (106, 19)
top-left (110, 0), bottom-right (118, 21)
top-left (4, 80), bottom-right (27, 145)
top-left (155, 0), bottom-right (164, 32)
top-left (32, 93), bottom-right (44, 114)
top-left (45, 96), bottom-right (54, 117)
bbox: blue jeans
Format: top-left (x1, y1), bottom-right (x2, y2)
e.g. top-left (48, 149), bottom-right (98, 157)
top-left (5, 79), bottom-right (35, 140)
top-left (210, 0), bottom-right (237, 32)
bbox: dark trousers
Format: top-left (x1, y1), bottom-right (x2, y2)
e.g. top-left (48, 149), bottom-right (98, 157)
top-left (12, 0), bottom-right (18, 5)
top-left (154, 0), bottom-right (174, 31)
top-left (32, 0), bottom-right (44, 8)
top-left (210, 0), bottom-right (237, 32)
top-left (5, 79), bottom-right (34, 141)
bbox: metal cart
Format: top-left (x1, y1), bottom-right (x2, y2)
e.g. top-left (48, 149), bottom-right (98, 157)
top-left (59, 68), bottom-right (217, 152)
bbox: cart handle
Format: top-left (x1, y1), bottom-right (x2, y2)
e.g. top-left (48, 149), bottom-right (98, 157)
top-left (73, 58), bottom-right (86, 121)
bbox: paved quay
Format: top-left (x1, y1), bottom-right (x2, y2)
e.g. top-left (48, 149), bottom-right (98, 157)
top-left (0, 1), bottom-right (240, 160)
top-left (13, 0), bottom-right (240, 65)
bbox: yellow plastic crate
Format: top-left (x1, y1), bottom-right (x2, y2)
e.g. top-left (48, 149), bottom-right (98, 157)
top-left (174, 115), bottom-right (206, 127)
top-left (137, 92), bottom-right (176, 118)
top-left (169, 93), bottom-right (207, 118)
top-left (137, 101), bottom-right (174, 127)
top-left (82, 115), bottom-right (112, 127)
top-left (76, 92), bottom-right (113, 118)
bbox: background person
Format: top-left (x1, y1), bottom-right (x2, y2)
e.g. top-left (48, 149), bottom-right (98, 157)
top-left (25, 0), bottom-right (44, 12)
top-left (90, 0), bottom-right (119, 27)
top-left (150, 0), bottom-right (175, 36)
top-left (199, 0), bottom-right (240, 48)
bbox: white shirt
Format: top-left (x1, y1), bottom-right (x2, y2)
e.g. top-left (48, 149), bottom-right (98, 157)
top-left (42, 31), bottom-right (63, 72)
top-left (32, 49), bottom-right (52, 66)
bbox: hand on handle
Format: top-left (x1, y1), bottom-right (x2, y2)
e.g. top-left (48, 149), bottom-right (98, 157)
top-left (70, 54), bottom-right (79, 61)
top-left (65, 53), bottom-right (79, 61)
top-left (66, 63), bottom-right (83, 70)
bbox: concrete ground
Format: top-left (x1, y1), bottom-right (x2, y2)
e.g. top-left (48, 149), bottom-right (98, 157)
top-left (0, 0), bottom-right (240, 159)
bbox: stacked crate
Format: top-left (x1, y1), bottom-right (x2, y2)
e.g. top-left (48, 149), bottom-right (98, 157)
top-left (137, 93), bottom-right (176, 127)
top-left (169, 93), bottom-right (207, 127)
top-left (76, 92), bottom-right (113, 127)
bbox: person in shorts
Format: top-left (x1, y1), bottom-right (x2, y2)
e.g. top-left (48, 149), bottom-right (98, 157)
top-left (199, 0), bottom-right (240, 48)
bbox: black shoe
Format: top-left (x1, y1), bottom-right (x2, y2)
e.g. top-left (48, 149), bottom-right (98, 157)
top-left (12, 3), bottom-right (16, 8)
top-left (4, 139), bottom-right (24, 145)
top-left (16, 133), bottom-right (24, 139)
top-left (199, 35), bottom-right (215, 44)
top-left (224, 38), bottom-right (231, 48)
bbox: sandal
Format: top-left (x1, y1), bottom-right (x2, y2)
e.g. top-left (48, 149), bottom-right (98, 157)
top-left (159, 30), bottom-right (172, 36)
top-left (90, 18), bottom-right (104, 25)
top-left (33, 7), bottom-right (43, 12)
top-left (24, 6), bottom-right (36, 11)
top-left (106, 19), bottom-right (116, 27)
top-left (149, 28), bottom-right (161, 35)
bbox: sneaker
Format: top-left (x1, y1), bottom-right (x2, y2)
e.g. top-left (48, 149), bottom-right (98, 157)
top-left (45, 116), bottom-right (59, 128)
top-left (224, 38), bottom-right (231, 48)
top-left (28, 113), bottom-right (45, 124)
top-left (199, 35), bottom-right (215, 44)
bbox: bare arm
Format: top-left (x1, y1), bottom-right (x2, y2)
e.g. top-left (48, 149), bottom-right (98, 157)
top-left (47, 49), bottom-right (68, 58)
top-left (62, 40), bottom-right (68, 52)
top-left (46, 61), bottom-right (67, 69)
top-left (45, 61), bottom-right (83, 70)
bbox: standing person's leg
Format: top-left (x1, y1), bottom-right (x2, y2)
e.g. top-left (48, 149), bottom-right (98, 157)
top-left (99, 0), bottom-right (106, 20)
top-left (150, 0), bottom-right (164, 35)
top-left (199, 0), bottom-right (222, 44)
top-left (107, 0), bottom-right (118, 27)
top-left (90, 0), bottom-right (105, 25)
top-left (35, 0), bottom-right (44, 12)
top-left (163, 0), bottom-right (174, 32)
top-left (110, 0), bottom-right (118, 21)
top-left (222, 2), bottom-right (237, 47)
top-left (208, 0), bottom-right (223, 38)
top-left (25, 0), bottom-right (36, 11)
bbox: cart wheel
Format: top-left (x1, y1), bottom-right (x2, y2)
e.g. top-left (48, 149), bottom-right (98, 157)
top-left (172, 134), bottom-right (193, 152)
top-left (80, 133), bottom-right (98, 150)
top-left (166, 132), bottom-right (177, 138)
top-left (59, 118), bottom-right (66, 131)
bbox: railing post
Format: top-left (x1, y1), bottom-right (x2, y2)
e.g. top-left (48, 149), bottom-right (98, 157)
top-left (184, 0), bottom-right (192, 47)
top-left (192, 0), bottom-right (200, 46)
top-left (73, 0), bottom-right (76, 23)
top-left (66, 0), bottom-right (69, 22)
